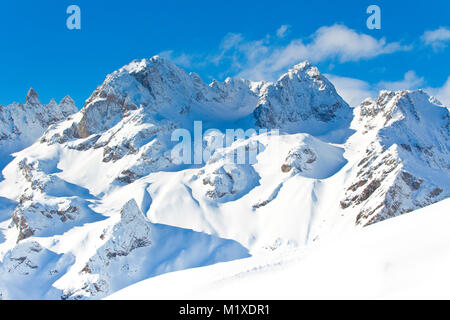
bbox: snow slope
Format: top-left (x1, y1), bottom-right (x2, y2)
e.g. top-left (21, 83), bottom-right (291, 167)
top-left (109, 198), bottom-right (450, 300)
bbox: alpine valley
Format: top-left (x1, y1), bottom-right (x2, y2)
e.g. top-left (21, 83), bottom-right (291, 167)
top-left (0, 56), bottom-right (448, 299)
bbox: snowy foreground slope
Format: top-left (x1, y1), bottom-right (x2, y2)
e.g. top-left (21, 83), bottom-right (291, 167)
top-left (0, 56), bottom-right (448, 299)
top-left (109, 198), bottom-right (450, 300)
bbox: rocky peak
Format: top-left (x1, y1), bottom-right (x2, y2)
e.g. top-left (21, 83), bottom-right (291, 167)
top-left (342, 89), bottom-right (450, 226)
top-left (284, 61), bottom-right (320, 80)
top-left (292, 60), bottom-right (312, 70)
top-left (254, 60), bottom-right (351, 134)
top-left (278, 61), bottom-right (322, 83)
top-left (358, 90), bottom-right (449, 134)
top-left (60, 95), bottom-right (76, 107)
top-left (62, 199), bottom-right (152, 299)
top-left (77, 56), bottom-right (198, 137)
top-left (120, 56), bottom-right (193, 95)
top-left (25, 88), bottom-right (40, 106)
top-left (47, 98), bottom-right (57, 107)
top-left (120, 199), bottom-right (148, 225)
top-left (0, 90), bottom-right (78, 155)
top-left (57, 96), bottom-right (78, 116)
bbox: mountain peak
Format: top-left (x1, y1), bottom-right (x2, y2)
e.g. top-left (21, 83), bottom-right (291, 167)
top-left (292, 60), bottom-right (312, 71)
top-left (60, 95), bottom-right (75, 105)
top-left (0, 89), bottom-right (78, 156)
top-left (255, 61), bottom-right (351, 136)
top-left (120, 199), bottom-right (147, 225)
top-left (343, 86), bottom-right (449, 227)
top-left (26, 88), bottom-right (40, 105)
top-left (119, 55), bottom-right (180, 75)
top-left (277, 60), bottom-right (326, 86)
top-left (287, 60), bottom-right (321, 78)
top-left (365, 89), bottom-right (447, 124)
top-left (61, 57), bottom-right (354, 142)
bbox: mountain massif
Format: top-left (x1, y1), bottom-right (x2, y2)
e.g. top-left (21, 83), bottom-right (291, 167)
top-left (0, 56), bottom-right (448, 299)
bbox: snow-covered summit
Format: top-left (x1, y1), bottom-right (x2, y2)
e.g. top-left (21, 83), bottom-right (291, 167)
top-left (356, 89), bottom-right (449, 171)
top-left (51, 56), bottom-right (351, 141)
top-left (254, 60), bottom-right (352, 136)
top-left (35, 56), bottom-right (354, 185)
top-left (71, 56), bottom-right (261, 138)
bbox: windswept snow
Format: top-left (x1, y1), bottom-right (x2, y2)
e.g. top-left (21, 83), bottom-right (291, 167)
top-left (109, 198), bottom-right (450, 300)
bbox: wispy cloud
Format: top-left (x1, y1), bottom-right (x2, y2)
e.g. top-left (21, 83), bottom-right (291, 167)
top-left (377, 71), bottom-right (425, 91)
top-left (325, 74), bottom-right (375, 107)
top-left (161, 24), bottom-right (410, 82)
top-left (217, 24), bottom-right (410, 81)
top-left (426, 77), bottom-right (450, 106)
top-left (276, 25), bottom-right (290, 38)
top-left (421, 27), bottom-right (450, 50)
top-left (327, 71), bottom-right (449, 107)
top-left (158, 50), bottom-right (199, 69)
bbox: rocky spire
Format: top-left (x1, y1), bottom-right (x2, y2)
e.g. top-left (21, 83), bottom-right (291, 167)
top-left (59, 95), bottom-right (78, 115)
top-left (26, 88), bottom-right (41, 105)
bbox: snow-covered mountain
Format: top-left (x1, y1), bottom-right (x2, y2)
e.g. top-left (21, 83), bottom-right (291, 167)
top-left (341, 90), bottom-right (449, 226)
top-left (0, 89), bottom-right (77, 177)
top-left (0, 56), bottom-right (448, 299)
top-left (0, 88), bottom-right (77, 152)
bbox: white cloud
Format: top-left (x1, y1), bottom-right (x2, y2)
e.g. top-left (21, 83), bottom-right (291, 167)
top-left (276, 25), bottom-right (290, 38)
top-left (421, 27), bottom-right (450, 50)
top-left (160, 24), bottom-right (410, 82)
top-left (308, 25), bottom-right (407, 62)
top-left (426, 77), bottom-right (450, 106)
top-left (214, 24), bottom-right (410, 81)
top-left (325, 71), bottom-right (446, 107)
top-left (377, 71), bottom-right (425, 91)
top-left (325, 74), bottom-right (375, 107)
top-left (211, 33), bottom-right (268, 70)
top-left (158, 50), bottom-right (197, 68)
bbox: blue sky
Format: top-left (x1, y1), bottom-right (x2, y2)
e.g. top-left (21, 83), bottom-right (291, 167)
top-left (0, 0), bottom-right (449, 107)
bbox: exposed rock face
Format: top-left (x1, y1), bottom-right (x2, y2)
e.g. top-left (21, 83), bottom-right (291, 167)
top-left (9, 158), bottom-right (101, 243)
top-left (341, 90), bottom-right (449, 226)
top-left (200, 163), bottom-right (260, 200)
top-left (26, 88), bottom-right (40, 106)
top-left (281, 145), bottom-right (317, 173)
top-left (12, 199), bottom-right (83, 242)
top-left (0, 89), bottom-right (77, 156)
top-left (0, 240), bottom-right (75, 299)
top-left (2, 241), bottom-right (42, 275)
